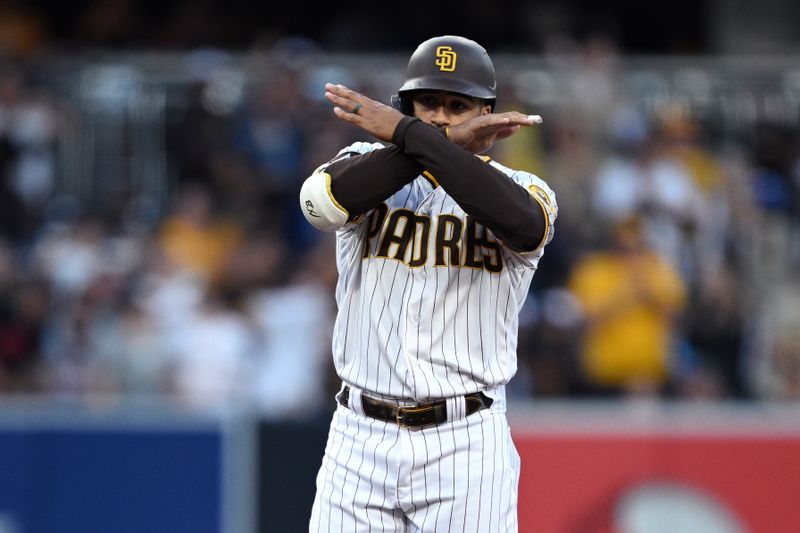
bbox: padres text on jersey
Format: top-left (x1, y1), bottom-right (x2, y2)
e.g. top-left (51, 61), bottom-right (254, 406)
top-left (326, 142), bottom-right (557, 401)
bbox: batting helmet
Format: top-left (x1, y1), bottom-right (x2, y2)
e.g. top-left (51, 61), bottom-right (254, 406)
top-left (391, 35), bottom-right (497, 115)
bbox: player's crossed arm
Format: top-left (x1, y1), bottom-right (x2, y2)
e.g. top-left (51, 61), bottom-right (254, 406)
top-left (324, 83), bottom-right (542, 154)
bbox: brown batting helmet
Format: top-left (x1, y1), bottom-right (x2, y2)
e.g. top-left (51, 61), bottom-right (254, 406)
top-left (391, 35), bottom-right (497, 115)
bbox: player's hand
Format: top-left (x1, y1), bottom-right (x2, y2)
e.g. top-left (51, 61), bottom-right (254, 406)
top-left (447, 112), bottom-right (541, 154)
top-left (325, 83), bottom-right (404, 142)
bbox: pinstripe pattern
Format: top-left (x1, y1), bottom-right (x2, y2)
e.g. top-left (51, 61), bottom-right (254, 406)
top-left (325, 142), bottom-right (556, 401)
top-left (310, 395), bottom-right (520, 532)
top-left (309, 141), bottom-right (553, 532)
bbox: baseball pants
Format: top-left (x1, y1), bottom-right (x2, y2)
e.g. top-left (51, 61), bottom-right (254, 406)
top-left (309, 386), bottom-right (520, 532)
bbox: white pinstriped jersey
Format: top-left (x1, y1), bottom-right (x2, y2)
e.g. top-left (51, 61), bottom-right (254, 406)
top-left (325, 141), bottom-right (557, 401)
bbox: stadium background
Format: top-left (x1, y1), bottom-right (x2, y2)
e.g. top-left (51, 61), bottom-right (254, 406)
top-left (1, 1), bottom-right (799, 532)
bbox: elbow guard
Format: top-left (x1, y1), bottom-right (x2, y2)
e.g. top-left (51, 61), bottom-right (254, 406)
top-left (299, 172), bottom-right (349, 231)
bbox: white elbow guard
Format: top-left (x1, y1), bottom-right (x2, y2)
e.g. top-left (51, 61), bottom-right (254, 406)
top-left (299, 172), bottom-right (349, 231)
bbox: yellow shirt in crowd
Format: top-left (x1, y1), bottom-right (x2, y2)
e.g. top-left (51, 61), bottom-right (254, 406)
top-left (158, 218), bottom-right (243, 281)
top-left (567, 250), bottom-right (687, 388)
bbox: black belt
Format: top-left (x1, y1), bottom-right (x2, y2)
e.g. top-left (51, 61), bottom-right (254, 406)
top-left (338, 386), bottom-right (493, 429)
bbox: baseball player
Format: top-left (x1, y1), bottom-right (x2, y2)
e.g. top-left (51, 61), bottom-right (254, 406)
top-left (300, 35), bottom-right (557, 532)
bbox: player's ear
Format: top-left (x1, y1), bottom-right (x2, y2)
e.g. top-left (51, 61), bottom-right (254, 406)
top-left (480, 103), bottom-right (492, 115)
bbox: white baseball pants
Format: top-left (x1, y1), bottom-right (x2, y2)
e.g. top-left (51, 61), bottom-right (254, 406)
top-left (309, 387), bottom-right (520, 532)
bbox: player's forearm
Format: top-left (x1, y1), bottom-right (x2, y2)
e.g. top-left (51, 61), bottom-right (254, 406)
top-left (392, 117), bottom-right (546, 251)
top-left (327, 146), bottom-right (422, 221)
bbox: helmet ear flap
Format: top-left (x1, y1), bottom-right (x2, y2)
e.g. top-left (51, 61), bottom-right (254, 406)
top-left (390, 94), bottom-right (415, 116)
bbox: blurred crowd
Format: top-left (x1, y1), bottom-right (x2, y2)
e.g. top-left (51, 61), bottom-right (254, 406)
top-left (1, 36), bottom-right (799, 418)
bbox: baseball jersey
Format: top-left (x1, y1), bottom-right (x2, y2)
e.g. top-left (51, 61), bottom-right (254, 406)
top-left (322, 141), bottom-right (557, 401)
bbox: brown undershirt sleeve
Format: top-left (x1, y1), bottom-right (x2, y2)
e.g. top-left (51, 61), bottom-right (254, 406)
top-left (326, 145), bottom-right (422, 221)
top-left (392, 116), bottom-right (546, 252)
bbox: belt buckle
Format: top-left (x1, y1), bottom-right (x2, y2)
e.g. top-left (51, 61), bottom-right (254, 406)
top-left (396, 407), bottom-right (411, 429)
top-left (396, 405), bottom-right (434, 429)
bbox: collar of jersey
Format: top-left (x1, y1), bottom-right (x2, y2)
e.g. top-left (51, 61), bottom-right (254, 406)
top-left (421, 170), bottom-right (439, 188)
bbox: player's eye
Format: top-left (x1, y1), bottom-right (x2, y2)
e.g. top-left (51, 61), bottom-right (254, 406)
top-left (414, 94), bottom-right (439, 108)
top-left (448, 99), bottom-right (472, 112)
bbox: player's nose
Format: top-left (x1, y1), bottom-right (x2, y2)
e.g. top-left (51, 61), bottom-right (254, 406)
top-left (430, 106), bottom-right (450, 127)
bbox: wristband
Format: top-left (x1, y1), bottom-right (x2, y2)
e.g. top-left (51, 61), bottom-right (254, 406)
top-left (391, 116), bottom-right (420, 150)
